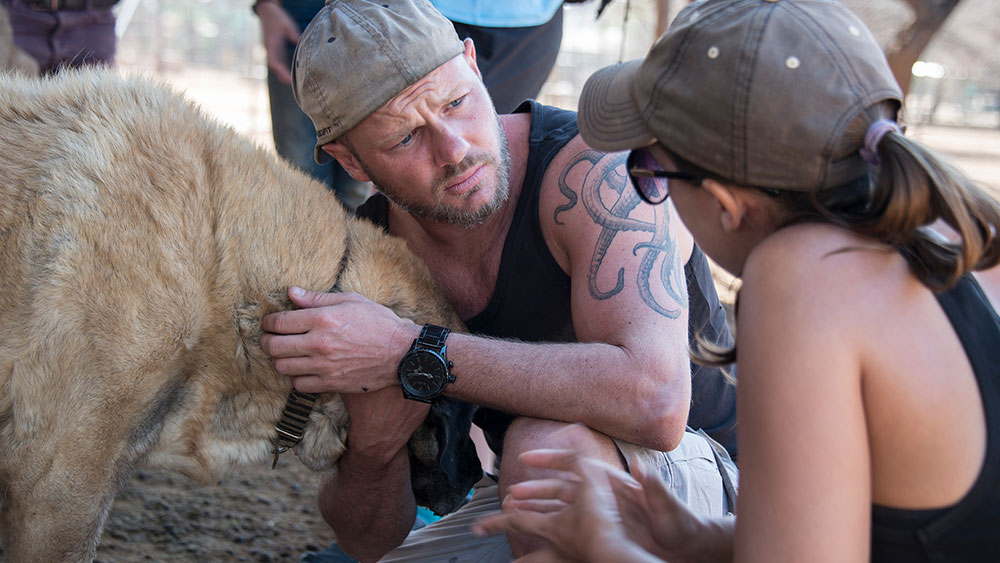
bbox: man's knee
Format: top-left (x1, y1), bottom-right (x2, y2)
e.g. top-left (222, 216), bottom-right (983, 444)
top-left (498, 419), bottom-right (623, 491)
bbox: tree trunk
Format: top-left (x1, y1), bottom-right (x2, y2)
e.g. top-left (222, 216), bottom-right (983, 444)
top-left (886, 0), bottom-right (962, 94)
top-left (655, 0), bottom-right (671, 40)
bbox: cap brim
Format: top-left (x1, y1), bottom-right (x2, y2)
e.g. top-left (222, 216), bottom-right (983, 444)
top-left (314, 144), bottom-right (333, 165)
top-left (578, 59), bottom-right (656, 152)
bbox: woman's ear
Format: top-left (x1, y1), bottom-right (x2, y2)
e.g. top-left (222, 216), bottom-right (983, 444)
top-left (700, 178), bottom-right (746, 232)
top-left (321, 142), bottom-right (371, 182)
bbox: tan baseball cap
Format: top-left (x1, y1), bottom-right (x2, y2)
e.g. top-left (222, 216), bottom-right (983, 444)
top-left (578, 0), bottom-right (904, 191)
top-left (291, 0), bottom-right (464, 164)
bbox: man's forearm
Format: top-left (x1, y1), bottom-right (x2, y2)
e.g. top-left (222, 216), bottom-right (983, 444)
top-left (318, 446), bottom-right (416, 562)
top-left (444, 334), bottom-right (691, 451)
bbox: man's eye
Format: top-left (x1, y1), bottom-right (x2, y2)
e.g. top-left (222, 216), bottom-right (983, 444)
top-left (448, 96), bottom-right (465, 109)
top-left (397, 132), bottom-right (413, 147)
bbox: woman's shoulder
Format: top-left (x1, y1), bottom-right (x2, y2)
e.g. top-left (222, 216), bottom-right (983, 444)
top-left (739, 223), bottom-right (912, 322)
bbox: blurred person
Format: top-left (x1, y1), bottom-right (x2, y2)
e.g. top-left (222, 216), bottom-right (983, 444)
top-left (433, 0), bottom-right (564, 113)
top-left (259, 0), bottom-right (738, 561)
top-left (2, 0), bottom-right (117, 74)
top-left (0, 3), bottom-right (38, 74)
top-left (254, 0), bottom-right (371, 211)
top-left (475, 0), bottom-right (1000, 561)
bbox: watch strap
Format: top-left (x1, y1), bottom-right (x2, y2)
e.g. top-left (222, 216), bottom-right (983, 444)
top-left (416, 324), bottom-right (450, 351)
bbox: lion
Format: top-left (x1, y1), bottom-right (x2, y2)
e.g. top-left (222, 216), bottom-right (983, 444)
top-left (0, 68), bottom-right (479, 562)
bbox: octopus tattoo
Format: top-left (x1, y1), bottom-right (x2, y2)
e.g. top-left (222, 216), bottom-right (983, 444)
top-left (555, 149), bottom-right (684, 319)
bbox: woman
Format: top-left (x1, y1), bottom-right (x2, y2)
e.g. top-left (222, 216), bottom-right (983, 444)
top-left (473, 0), bottom-right (1000, 561)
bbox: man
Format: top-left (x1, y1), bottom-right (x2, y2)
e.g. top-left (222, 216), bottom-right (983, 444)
top-left (259, 1), bottom-right (736, 560)
top-left (252, 0), bottom-right (567, 210)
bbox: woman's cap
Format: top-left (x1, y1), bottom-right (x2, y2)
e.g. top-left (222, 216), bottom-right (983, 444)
top-left (291, 0), bottom-right (464, 164)
top-left (578, 0), bottom-right (904, 191)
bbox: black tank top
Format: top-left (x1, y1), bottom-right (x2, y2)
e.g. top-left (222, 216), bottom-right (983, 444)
top-left (871, 275), bottom-right (1000, 562)
top-left (356, 101), bottom-right (737, 458)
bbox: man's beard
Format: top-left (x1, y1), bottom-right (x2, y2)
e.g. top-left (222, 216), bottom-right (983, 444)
top-left (352, 117), bottom-right (511, 228)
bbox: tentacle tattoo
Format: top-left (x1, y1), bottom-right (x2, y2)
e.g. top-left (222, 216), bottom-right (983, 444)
top-left (556, 149), bottom-right (683, 319)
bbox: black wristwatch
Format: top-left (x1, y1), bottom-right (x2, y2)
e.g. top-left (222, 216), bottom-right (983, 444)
top-left (397, 324), bottom-right (455, 403)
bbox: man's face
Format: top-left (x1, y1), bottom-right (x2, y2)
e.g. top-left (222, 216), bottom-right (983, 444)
top-left (334, 48), bottom-right (511, 228)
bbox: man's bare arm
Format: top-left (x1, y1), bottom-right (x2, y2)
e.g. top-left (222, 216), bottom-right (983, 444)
top-left (315, 388), bottom-right (428, 561)
top-left (261, 146), bottom-right (693, 450)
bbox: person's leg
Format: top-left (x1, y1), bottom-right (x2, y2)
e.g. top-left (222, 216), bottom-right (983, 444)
top-left (500, 422), bottom-right (736, 557)
top-left (5, 0), bottom-right (57, 70)
top-left (300, 475), bottom-right (512, 563)
top-left (51, 6), bottom-right (116, 70)
top-left (450, 5), bottom-right (563, 114)
top-left (267, 40), bottom-right (370, 211)
top-left (615, 429), bottom-right (738, 517)
top-left (376, 475), bottom-right (512, 563)
top-left (498, 417), bottom-right (624, 557)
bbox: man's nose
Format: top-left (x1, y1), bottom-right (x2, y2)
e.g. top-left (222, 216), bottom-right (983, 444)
top-left (431, 122), bottom-right (470, 167)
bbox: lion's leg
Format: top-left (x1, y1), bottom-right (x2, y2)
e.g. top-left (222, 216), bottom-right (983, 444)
top-left (0, 435), bottom-right (127, 563)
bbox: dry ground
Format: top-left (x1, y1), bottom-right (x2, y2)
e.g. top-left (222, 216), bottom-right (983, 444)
top-left (94, 461), bottom-right (335, 562)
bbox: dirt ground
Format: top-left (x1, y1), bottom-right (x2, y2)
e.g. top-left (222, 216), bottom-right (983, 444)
top-left (94, 461), bottom-right (336, 563)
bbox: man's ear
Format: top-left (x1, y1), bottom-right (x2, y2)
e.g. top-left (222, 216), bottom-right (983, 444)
top-left (700, 179), bottom-right (747, 233)
top-left (321, 142), bottom-right (370, 182)
top-left (461, 38), bottom-right (482, 80)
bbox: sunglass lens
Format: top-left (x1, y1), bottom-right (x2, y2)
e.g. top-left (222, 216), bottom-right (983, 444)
top-left (629, 148), bottom-right (667, 203)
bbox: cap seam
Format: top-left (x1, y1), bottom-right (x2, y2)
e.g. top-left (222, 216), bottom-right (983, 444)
top-left (732, 3), bottom-right (775, 187)
top-left (785, 0), bottom-right (881, 189)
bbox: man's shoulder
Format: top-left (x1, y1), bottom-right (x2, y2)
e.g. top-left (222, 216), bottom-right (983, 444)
top-left (515, 100), bottom-right (579, 145)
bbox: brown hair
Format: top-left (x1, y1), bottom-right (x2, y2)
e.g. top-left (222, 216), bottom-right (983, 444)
top-left (689, 101), bottom-right (1000, 367)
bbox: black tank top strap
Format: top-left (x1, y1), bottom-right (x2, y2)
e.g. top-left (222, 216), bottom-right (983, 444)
top-left (355, 192), bottom-right (390, 231)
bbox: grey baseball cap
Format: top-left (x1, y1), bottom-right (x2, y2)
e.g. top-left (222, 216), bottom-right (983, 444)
top-left (291, 0), bottom-right (464, 164)
top-left (578, 0), bottom-right (904, 191)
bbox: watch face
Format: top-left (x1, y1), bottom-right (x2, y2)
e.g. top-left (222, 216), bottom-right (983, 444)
top-left (399, 349), bottom-right (447, 398)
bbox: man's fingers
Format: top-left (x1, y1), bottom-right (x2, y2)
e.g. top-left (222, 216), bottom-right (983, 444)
top-left (260, 290), bottom-right (357, 335)
top-left (290, 374), bottom-right (327, 394)
top-left (284, 26), bottom-right (301, 44)
top-left (259, 331), bottom-right (309, 358)
top-left (272, 356), bottom-right (320, 377)
top-left (267, 57), bottom-right (293, 84)
top-left (287, 286), bottom-right (359, 308)
top-left (260, 307), bottom-right (315, 335)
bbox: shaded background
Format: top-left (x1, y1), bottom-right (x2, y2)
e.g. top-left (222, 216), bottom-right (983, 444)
top-left (112, 0), bottom-right (999, 191)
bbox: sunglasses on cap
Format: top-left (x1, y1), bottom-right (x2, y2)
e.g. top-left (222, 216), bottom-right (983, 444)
top-left (627, 146), bottom-right (702, 205)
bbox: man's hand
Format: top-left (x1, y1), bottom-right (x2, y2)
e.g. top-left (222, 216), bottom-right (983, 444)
top-left (254, 0), bottom-right (301, 84)
top-left (260, 287), bottom-right (420, 394)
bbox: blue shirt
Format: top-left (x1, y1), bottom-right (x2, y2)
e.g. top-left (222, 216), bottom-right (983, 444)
top-left (430, 0), bottom-right (563, 27)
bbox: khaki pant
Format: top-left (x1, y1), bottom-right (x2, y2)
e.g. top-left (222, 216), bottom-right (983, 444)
top-left (378, 429), bottom-right (737, 563)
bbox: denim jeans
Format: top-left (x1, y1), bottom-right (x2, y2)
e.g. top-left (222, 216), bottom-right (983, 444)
top-left (266, 41), bottom-right (370, 212)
